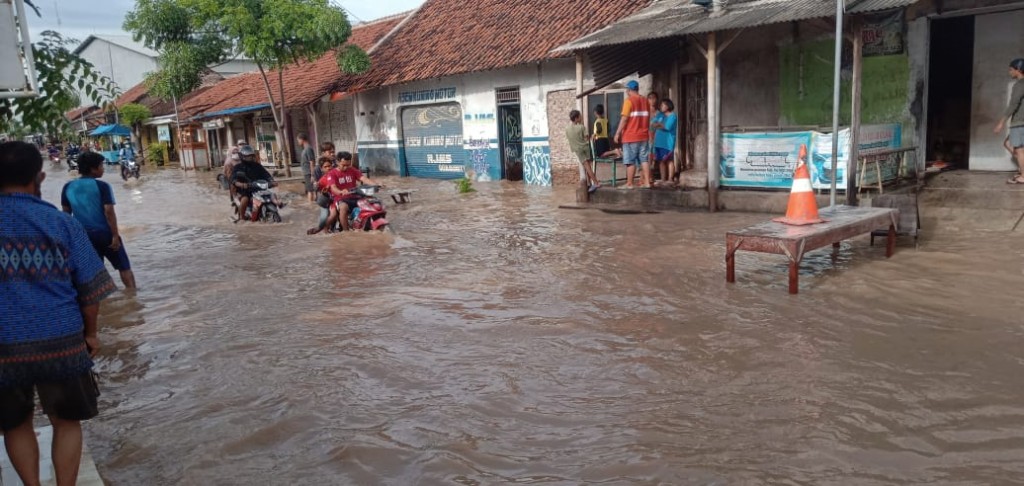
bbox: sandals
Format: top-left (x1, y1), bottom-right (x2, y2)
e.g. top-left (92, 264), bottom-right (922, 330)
top-left (1007, 175), bottom-right (1024, 184)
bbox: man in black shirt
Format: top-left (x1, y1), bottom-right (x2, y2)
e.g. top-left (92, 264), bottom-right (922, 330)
top-left (231, 145), bottom-right (277, 221)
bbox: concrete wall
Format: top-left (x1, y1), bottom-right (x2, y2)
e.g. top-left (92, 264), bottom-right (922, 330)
top-left (354, 59), bottom-right (585, 183)
top-left (546, 89), bottom-right (579, 186)
top-left (720, 23), bottom-right (788, 128)
top-left (315, 98), bottom-right (357, 154)
top-left (215, 60), bottom-right (260, 77)
top-left (969, 10), bottom-right (1024, 171)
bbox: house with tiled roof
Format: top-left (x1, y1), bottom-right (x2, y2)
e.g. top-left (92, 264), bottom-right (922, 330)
top-left (176, 13), bottom-right (408, 169)
top-left (346, 0), bottom-right (651, 184)
top-left (108, 71), bottom-right (223, 165)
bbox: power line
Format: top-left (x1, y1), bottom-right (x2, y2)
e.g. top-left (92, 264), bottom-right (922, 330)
top-left (329, 0), bottom-right (364, 24)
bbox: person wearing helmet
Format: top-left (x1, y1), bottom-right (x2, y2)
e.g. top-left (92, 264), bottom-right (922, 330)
top-left (230, 144), bottom-right (277, 221)
top-left (995, 58), bottom-right (1024, 184)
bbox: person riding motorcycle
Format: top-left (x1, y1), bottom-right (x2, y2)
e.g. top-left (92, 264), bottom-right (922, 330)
top-left (230, 144), bottom-right (278, 222)
top-left (308, 151), bottom-right (380, 233)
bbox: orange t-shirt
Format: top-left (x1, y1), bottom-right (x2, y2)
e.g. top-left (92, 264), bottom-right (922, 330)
top-left (620, 94), bottom-right (651, 143)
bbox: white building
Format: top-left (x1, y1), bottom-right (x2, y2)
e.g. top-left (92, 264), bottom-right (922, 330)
top-left (72, 35), bottom-right (258, 99)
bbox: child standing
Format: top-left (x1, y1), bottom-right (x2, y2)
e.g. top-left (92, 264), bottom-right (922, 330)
top-left (652, 99), bottom-right (678, 185)
top-left (592, 104), bottom-right (610, 158)
top-left (566, 110), bottom-right (600, 192)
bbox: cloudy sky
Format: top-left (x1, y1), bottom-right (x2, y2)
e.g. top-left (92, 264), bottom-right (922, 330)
top-left (26, 0), bottom-right (424, 45)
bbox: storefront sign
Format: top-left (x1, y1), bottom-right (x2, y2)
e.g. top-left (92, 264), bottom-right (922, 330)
top-left (398, 87), bottom-right (457, 104)
top-left (721, 124), bottom-right (901, 189)
top-left (863, 10), bottom-right (904, 57)
top-left (202, 119), bottom-right (225, 129)
top-left (720, 132), bottom-right (812, 188)
top-left (157, 125), bottom-right (171, 142)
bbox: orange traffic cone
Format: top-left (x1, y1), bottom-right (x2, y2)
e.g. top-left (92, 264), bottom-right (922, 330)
top-left (773, 144), bottom-right (825, 225)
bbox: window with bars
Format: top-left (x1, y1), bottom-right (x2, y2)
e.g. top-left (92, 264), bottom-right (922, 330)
top-left (495, 87), bottom-right (520, 105)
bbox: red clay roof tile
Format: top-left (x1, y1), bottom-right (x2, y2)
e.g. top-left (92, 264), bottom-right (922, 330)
top-left (352, 0), bottom-right (652, 89)
top-left (181, 14), bottom-right (405, 119)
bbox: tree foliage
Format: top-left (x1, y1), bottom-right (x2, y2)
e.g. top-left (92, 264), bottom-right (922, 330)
top-left (120, 103), bottom-right (153, 126)
top-left (0, 31), bottom-right (119, 135)
top-left (125, 0), bottom-right (370, 173)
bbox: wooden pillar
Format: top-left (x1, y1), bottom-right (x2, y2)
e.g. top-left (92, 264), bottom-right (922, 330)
top-left (575, 53), bottom-right (584, 111)
top-left (847, 20), bottom-right (863, 206)
top-left (707, 31), bottom-right (719, 212)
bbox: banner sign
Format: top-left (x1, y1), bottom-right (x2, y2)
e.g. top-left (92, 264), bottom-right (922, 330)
top-left (863, 10), bottom-right (905, 57)
top-left (398, 87), bottom-right (457, 104)
top-left (720, 124), bottom-right (901, 189)
top-left (720, 132), bottom-right (812, 188)
top-left (157, 125), bottom-right (171, 142)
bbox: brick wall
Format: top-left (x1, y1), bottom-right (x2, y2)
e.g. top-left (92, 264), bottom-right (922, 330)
top-left (546, 89), bottom-right (581, 186)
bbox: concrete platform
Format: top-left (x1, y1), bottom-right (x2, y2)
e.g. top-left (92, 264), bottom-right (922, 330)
top-left (578, 169), bottom-right (1024, 234)
top-left (0, 426), bottom-right (104, 486)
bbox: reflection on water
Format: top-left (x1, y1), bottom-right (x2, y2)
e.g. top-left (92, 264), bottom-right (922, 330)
top-left (39, 165), bottom-right (1024, 484)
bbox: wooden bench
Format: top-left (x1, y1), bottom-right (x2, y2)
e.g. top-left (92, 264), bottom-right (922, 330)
top-left (726, 205), bottom-right (899, 294)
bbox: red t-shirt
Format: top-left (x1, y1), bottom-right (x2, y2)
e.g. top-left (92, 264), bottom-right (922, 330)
top-left (323, 167), bottom-right (362, 201)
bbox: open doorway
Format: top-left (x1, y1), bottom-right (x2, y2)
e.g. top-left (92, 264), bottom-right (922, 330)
top-left (926, 16), bottom-right (974, 169)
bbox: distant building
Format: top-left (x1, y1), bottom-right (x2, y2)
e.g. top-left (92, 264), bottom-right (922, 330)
top-left (71, 35), bottom-right (257, 102)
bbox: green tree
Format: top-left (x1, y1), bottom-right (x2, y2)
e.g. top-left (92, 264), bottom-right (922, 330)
top-left (125, 0), bottom-right (369, 176)
top-left (120, 103), bottom-right (152, 159)
top-left (0, 31), bottom-right (119, 136)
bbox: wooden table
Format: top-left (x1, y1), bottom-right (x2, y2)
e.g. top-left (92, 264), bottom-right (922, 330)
top-left (726, 206), bottom-right (899, 294)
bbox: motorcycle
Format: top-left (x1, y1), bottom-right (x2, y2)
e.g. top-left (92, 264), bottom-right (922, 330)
top-left (120, 156), bottom-right (140, 180)
top-left (48, 151), bottom-right (61, 165)
top-left (233, 179), bottom-right (283, 223)
top-left (334, 185), bottom-right (389, 232)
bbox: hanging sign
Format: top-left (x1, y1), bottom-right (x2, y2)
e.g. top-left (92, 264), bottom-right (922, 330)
top-left (157, 125), bottom-right (171, 142)
top-left (862, 10), bottom-right (905, 57)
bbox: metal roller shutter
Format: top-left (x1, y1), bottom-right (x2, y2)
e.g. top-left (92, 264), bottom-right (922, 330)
top-left (401, 103), bottom-right (466, 179)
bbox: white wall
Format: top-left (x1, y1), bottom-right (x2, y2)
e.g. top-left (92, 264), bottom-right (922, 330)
top-left (77, 40), bottom-right (158, 97)
top-left (353, 59), bottom-right (584, 183)
top-left (970, 10), bottom-right (1024, 171)
top-left (215, 60), bottom-right (260, 76)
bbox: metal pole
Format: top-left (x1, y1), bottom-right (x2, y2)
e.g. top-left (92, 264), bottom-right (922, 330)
top-left (829, 0), bottom-right (844, 207)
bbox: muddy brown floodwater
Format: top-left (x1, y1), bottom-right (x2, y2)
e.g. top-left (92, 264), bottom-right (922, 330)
top-left (35, 163), bottom-right (1024, 484)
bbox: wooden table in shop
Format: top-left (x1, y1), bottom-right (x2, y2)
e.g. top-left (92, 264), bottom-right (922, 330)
top-left (725, 206), bottom-right (900, 294)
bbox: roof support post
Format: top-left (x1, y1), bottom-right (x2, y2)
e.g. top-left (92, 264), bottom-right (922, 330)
top-left (828, 0), bottom-right (844, 207)
top-left (848, 18), bottom-right (863, 205)
top-left (707, 31), bottom-right (719, 212)
top-left (575, 53), bottom-right (584, 111)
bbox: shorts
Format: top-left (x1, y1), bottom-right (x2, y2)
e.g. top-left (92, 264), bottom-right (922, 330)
top-left (87, 230), bottom-right (131, 271)
top-left (0, 372), bottom-right (100, 431)
top-left (654, 147), bottom-right (674, 162)
top-left (574, 149), bottom-right (592, 164)
top-left (333, 198), bottom-right (357, 212)
top-left (302, 173), bottom-right (314, 193)
top-left (316, 192), bottom-right (332, 209)
top-left (622, 141), bottom-right (649, 166)
top-left (593, 138), bottom-right (610, 158)
top-left (1011, 126), bottom-right (1024, 149)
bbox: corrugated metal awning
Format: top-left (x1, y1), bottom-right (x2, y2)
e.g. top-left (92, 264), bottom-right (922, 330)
top-left (554, 0), bottom-right (920, 53)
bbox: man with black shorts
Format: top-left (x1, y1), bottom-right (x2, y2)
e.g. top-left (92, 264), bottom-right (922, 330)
top-left (62, 151), bottom-right (137, 289)
top-left (0, 141), bottom-right (116, 486)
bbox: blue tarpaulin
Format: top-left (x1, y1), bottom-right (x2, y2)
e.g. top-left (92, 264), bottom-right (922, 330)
top-left (90, 124), bottom-right (132, 137)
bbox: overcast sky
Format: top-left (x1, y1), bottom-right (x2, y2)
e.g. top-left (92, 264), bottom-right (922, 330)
top-left (26, 0), bottom-right (424, 46)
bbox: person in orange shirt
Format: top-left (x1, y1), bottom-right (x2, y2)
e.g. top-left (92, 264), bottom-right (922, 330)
top-left (613, 80), bottom-right (652, 188)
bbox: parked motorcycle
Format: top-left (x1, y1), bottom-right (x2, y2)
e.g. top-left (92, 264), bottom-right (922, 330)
top-left (334, 185), bottom-right (389, 232)
top-left (120, 156), bottom-right (140, 180)
top-left (233, 179), bottom-right (283, 223)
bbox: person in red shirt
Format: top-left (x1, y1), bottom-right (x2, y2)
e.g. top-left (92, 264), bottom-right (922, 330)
top-left (613, 80), bottom-right (653, 189)
top-left (310, 151), bottom-right (380, 233)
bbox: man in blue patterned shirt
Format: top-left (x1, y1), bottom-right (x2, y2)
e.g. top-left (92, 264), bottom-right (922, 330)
top-left (0, 141), bottom-right (116, 485)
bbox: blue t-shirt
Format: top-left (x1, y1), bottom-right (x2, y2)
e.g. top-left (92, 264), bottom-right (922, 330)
top-left (653, 112), bottom-right (678, 150)
top-left (0, 193), bottom-right (115, 386)
top-left (61, 177), bottom-right (115, 233)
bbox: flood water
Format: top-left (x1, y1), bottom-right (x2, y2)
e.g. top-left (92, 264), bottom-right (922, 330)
top-left (37, 163), bottom-right (1024, 484)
